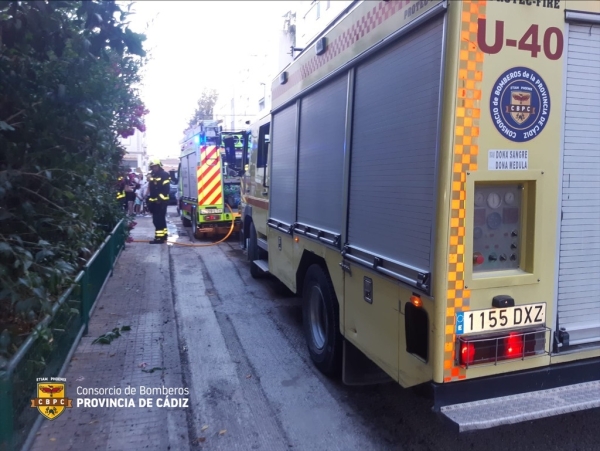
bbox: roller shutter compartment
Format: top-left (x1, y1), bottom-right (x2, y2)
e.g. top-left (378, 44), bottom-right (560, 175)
top-left (269, 104), bottom-right (298, 227)
top-left (347, 15), bottom-right (444, 278)
top-left (297, 75), bottom-right (348, 239)
top-left (557, 23), bottom-right (600, 346)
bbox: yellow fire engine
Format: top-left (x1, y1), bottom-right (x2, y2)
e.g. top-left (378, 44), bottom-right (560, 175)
top-left (240, 0), bottom-right (600, 430)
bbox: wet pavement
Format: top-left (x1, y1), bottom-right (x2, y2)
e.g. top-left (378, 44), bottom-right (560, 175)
top-left (28, 207), bottom-right (600, 451)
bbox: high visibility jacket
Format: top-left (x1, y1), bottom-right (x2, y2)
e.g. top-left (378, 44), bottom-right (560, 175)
top-left (148, 169), bottom-right (171, 203)
top-left (116, 176), bottom-right (126, 200)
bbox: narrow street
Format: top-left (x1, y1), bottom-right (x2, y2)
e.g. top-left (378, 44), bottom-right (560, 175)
top-left (29, 207), bottom-right (600, 451)
top-left (167, 208), bottom-right (600, 451)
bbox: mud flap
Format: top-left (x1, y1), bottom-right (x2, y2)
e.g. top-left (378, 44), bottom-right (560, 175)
top-left (342, 340), bottom-right (393, 385)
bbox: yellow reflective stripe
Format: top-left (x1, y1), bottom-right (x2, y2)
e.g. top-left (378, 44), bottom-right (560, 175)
top-left (162, 179), bottom-right (170, 185)
top-left (148, 197), bottom-right (157, 201)
top-left (159, 194), bottom-right (169, 200)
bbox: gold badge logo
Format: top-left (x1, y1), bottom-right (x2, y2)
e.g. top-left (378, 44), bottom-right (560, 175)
top-left (30, 382), bottom-right (73, 420)
top-left (508, 91), bottom-right (535, 125)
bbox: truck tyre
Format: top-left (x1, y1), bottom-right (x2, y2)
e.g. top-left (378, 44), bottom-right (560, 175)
top-left (248, 221), bottom-right (263, 278)
top-left (302, 264), bottom-right (342, 377)
top-left (191, 208), bottom-right (199, 240)
top-left (239, 224), bottom-right (246, 250)
top-left (181, 205), bottom-right (192, 227)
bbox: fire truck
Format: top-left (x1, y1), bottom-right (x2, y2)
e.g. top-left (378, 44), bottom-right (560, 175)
top-left (179, 120), bottom-right (247, 237)
top-left (240, 0), bottom-right (600, 430)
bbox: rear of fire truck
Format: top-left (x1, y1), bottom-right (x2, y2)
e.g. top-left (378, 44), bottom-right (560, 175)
top-left (178, 121), bottom-right (243, 237)
top-left (244, 0), bottom-right (600, 431)
top-left (433, 0), bottom-right (600, 430)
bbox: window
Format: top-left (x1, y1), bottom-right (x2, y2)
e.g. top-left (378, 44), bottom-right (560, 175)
top-left (241, 133), bottom-right (251, 171)
top-left (257, 123), bottom-right (270, 168)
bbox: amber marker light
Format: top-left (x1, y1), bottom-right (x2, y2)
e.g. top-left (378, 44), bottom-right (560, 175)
top-left (294, 237), bottom-right (299, 243)
top-left (410, 295), bottom-right (422, 308)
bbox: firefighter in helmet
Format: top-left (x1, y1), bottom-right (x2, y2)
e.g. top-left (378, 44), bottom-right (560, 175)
top-left (147, 158), bottom-right (171, 244)
top-left (116, 174), bottom-right (126, 209)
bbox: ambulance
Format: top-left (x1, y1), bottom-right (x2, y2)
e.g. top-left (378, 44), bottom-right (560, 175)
top-left (179, 120), bottom-right (247, 237)
top-left (240, 0), bottom-right (600, 430)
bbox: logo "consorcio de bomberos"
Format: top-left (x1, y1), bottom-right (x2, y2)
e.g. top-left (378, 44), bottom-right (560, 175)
top-left (490, 67), bottom-right (550, 143)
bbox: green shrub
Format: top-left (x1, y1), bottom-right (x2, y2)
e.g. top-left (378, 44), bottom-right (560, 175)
top-left (0, 1), bottom-right (147, 359)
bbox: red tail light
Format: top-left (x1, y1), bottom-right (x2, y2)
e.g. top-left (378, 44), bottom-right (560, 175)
top-left (456, 328), bottom-right (547, 368)
top-left (504, 332), bottom-right (523, 358)
top-left (460, 342), bottom-right (475, 366)
top-left (204, 215), bottom-right (219, 221)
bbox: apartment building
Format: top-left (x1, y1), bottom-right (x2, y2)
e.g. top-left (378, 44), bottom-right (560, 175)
top-left (119, 129), bottom-right (148, 171)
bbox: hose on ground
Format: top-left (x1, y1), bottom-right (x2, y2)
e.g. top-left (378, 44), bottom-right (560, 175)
top-left (130, 203), bottom-right (237, 247)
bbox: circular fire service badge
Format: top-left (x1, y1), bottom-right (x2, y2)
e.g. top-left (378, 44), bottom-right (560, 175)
top-left (490, 67), bottom-right (550, 143)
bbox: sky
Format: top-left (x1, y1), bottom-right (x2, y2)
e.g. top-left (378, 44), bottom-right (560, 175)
top-left (128, 1), bottom-right (294, 160)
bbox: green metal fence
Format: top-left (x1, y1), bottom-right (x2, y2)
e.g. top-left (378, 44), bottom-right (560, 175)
top-left (0, 220), bottom-right (126, 451)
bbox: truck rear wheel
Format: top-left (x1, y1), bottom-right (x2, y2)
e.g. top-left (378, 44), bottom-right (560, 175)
top-left (181, 206), bottom-right (192, 227)
top-left (191, 208), bottom-right (199, 240)
top-left (302, 264), bottom-right (342, 376)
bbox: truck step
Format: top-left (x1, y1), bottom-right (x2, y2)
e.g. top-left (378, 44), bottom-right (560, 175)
top-left (257, 237), bottom-right (268, 252)
top-left (440, 380), bottom-right (600, 432)
top-left (252, 259), bottom-right (270, 274)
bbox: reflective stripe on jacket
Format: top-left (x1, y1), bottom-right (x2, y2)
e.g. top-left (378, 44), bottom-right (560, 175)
top-left (148, 169), bottom-right (171, 203)
top-left (116, 176), bottom-right (126, 200)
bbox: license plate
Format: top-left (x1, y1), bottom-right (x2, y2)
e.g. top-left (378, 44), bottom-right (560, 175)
top-left (200, 209), bottom-right (222, 214)
top-left (455, 303), bottom-right (546, 335)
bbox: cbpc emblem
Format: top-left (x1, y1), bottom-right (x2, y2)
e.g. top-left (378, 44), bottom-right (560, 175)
top-left (30, 382), bottom-right (73, 420)
top-left (490, 67), bottom-right (550, 143)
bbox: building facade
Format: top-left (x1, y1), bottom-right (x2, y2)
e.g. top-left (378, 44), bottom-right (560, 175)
top-left (213, 1), bottom-right (354, 129)
top-left (119, 129), bottom-right (148, 172)
top-left (295, 0), bottom-right (354, 50)
top-left (213, 7), bottom-right (297, 129)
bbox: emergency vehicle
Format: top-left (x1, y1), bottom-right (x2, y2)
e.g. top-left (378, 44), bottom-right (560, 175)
top-left (240, 0), bottom-right (600, 430)
top-left (179, 120), bottom-right (247, 237)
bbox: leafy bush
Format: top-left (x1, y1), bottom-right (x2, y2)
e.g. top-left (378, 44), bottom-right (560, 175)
top-left (0, 1), bottom-right (147, 360)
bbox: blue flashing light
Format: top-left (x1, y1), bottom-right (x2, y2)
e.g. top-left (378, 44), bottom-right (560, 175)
top-left (193, 135), bottom-right (200, 145)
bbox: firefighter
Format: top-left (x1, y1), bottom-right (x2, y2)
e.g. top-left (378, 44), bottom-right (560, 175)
top-left (147, 159), bottom-right (171, 244)
top-left (116, 174), bottom-right (126, 210)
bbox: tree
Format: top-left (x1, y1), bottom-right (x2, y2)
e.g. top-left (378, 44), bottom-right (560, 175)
top-left (186, 88), bottom-right (218, 129)
top-left (0, 0), bottom-right (148, 358)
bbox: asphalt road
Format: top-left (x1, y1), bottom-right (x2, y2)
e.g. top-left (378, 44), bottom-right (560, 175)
top-left (166, 209), bottom-right (600, 451)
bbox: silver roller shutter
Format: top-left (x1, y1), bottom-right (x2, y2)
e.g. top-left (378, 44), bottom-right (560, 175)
top-left (557, 22), bottom-right (600, 346)
top-left (187, 151), bottom-right (198, 199)
top-left (180, 154), bottom-right (191, 198)
top-left (297, 76), bottom-right (348, 236)
top-left (347, 16), bottom-right (444, 273)
top-left (269, 104), bottom-right (298, 226)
